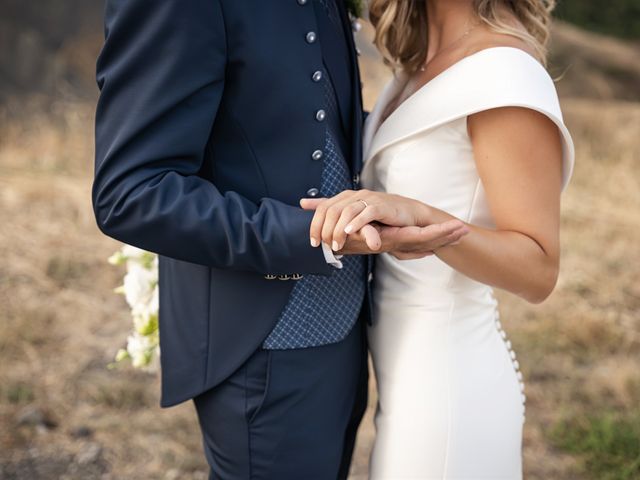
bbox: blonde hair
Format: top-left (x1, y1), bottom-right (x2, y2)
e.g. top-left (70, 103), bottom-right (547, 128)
top-left (369, 0), bottom-right (556, 73)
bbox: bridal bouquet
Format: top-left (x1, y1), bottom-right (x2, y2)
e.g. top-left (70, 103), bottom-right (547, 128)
top-left (108, 245), bottom-right (160, 371)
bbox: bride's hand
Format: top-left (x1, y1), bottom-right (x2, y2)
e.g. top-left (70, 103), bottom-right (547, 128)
top-left (335, 222), bottom-right (470, 258)
top-left (379, 224), bottom-right (469, 259)
top-left (301, 189), bottom-right (432, 251)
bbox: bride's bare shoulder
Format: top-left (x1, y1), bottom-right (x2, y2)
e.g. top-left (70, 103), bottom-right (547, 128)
top-left (463, 26), bottom-right (538, 59)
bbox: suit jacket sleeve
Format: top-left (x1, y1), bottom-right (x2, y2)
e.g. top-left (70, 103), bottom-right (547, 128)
top-left (93, 0), bottom-right (332, 276)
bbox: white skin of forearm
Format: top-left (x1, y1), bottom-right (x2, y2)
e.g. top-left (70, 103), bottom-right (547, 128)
top-left (419, 205), bottom-right (560, 304)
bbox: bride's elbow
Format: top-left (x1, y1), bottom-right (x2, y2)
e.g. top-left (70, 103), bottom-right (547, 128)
top-left (520, 261), bottom-right (559, 305)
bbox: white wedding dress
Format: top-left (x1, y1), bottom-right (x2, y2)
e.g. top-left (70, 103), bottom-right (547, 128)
top-left (361, 47), bottom-right (575, 479)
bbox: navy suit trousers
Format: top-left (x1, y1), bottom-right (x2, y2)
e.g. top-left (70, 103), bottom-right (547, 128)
top-left (192, 322), bottom-right (368, 480)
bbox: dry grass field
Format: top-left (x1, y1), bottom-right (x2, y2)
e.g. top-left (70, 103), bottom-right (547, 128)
top-left (1, 20), bottom-right (639, 480)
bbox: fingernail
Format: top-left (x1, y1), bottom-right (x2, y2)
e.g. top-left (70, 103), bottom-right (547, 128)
top-left (344, 225), bottom-right (353, 234)
top-left (332, 241), bottom-right (339, 251)
top-left (311, 238), bottom-right (319, 247)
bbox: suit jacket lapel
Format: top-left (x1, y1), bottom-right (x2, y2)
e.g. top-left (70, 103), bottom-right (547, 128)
top-left (335, 0), bottom-right (363, 176)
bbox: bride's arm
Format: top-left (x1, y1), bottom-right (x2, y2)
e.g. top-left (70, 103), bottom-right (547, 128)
top-left (430, 106), bottom-right (563, 303)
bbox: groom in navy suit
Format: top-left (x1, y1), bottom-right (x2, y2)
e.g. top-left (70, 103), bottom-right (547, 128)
top-left (93, 0), bottom-right (370, 478)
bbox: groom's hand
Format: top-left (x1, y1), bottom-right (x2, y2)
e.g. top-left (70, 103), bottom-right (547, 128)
top-left (337, 224), bottom-right (384, 255)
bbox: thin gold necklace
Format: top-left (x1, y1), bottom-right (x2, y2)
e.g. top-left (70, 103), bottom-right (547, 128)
top-left (420, 19), bottom-right (480, 72)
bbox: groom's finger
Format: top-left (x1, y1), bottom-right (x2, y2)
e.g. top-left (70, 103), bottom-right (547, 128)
top-left (361, 224), bottom-right (382, 251)
top-left (300, 198), bottom-right (326, 211)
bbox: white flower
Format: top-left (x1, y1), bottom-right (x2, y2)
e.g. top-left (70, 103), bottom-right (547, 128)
top-left (110, 244), bottom-right (161, 372)
top-left (126, 332), bottom-right (158, 369)
top-left (121, 244), bottom-right (147, 260)
top-left (122, 263), bottom-right (156, 309)
top-left (132, 302), bottom-right (159, 336)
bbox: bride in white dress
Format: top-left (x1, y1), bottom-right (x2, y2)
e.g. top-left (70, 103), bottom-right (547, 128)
top-left (302, 0), bottom-right (574, 478)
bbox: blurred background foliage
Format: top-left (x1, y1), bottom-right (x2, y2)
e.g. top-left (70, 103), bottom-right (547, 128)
top-left (555, 0), bottom-right (640, 39)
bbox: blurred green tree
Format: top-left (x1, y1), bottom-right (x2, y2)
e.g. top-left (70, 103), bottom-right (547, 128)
top-left (555, 0), bottom-right (640, 39)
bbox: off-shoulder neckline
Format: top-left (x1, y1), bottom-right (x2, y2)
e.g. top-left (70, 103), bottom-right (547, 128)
top-left (377, 47), bottom-right (543, 134)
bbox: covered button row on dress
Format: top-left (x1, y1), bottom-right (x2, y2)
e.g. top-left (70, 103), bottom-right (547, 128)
top-left (494, 312), bottom-right (526, 409)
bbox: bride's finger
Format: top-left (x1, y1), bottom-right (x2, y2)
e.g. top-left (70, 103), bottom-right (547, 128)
top-left (388, 220), bottom-right (463, 251)
top-left (321, 197), bottom-right (362, 248)
top-left (415, 222), bottom-right (468, 249)
top-left (343, 204), bottom-right (384, 237)
top-left (332, 201), bottom-right (368, 250)
top-left (392, 250), bottom-right (434, 260)
top-left (309, 191), bottom-right (357, 246)
top-left (434, 227), bottom-right (470, 249)
top-left (361, 224), bottom-right (382, 251)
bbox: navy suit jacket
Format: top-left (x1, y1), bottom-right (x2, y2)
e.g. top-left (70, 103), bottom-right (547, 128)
top-left (93, 0), bottom-right (369, 407)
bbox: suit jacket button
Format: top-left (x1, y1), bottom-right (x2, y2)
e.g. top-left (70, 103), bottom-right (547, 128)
top-left (297, 0), bottom-right (308, 4)
top-left (291, 274), bottom-right (304, 280)
top-left (264, 274), bottom-right (277, 280)
top-left (312, 70), bottom-right (323, 82)
top-left (306, 188), bottom-right (320, 197)
top-left (312, 150), bottom-right (323, 161)
top-left (315, 109), bottom-right (326, 122)
top-left (368, 272), bottom-right (374, 283)
top-left (278, 274), bottom-right (291, 281)
top-left (306, 32), bottom-right (317, 44)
